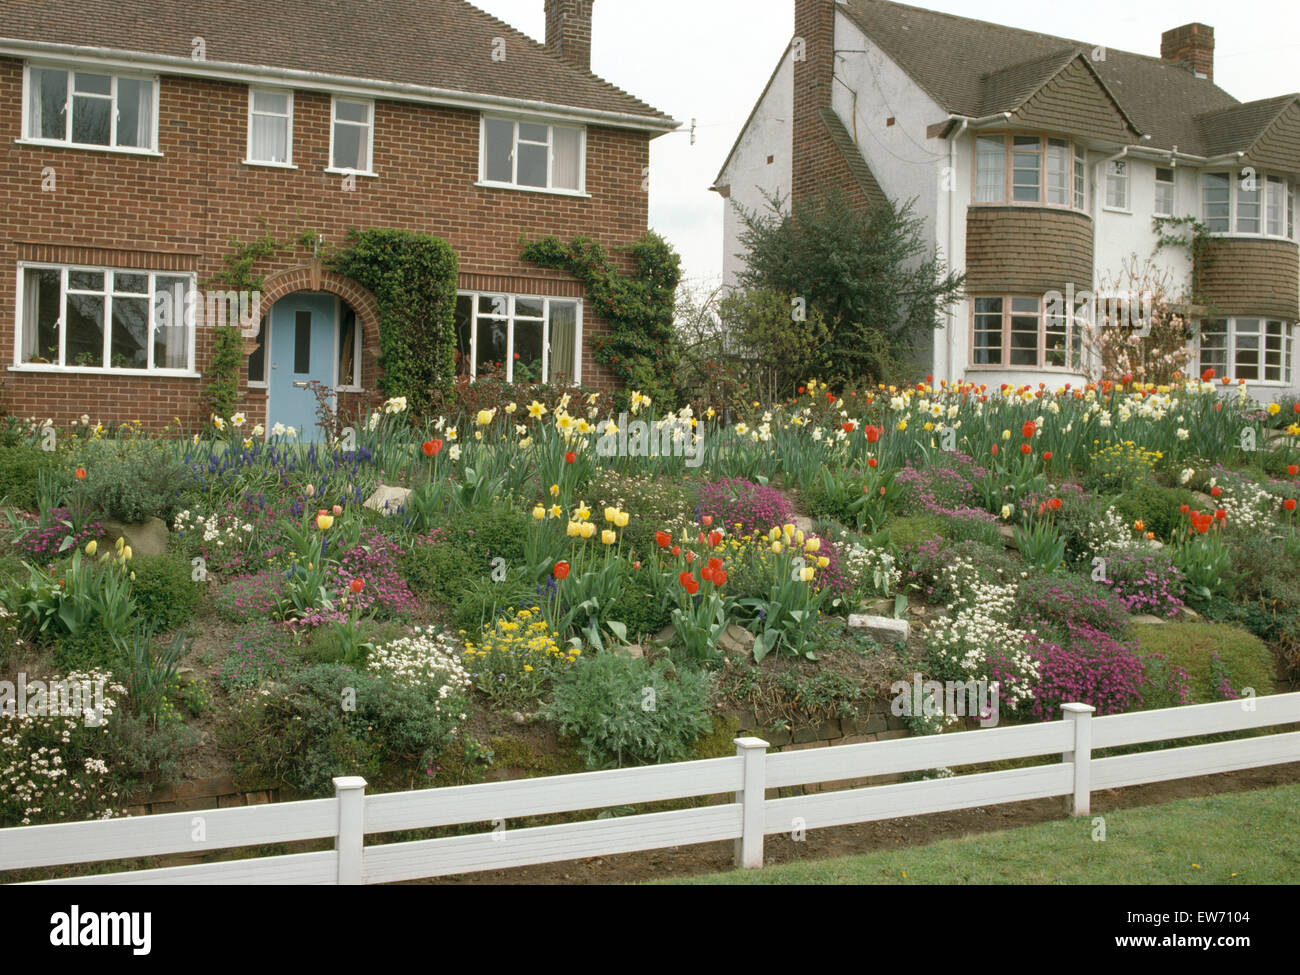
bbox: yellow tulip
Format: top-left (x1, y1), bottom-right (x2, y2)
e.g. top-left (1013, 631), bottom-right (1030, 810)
top-left (580, 522), bottom-right (596, 539)
top-left (770, 540), bottom-right (782, 554)
top-left (800, 566), bottom-right (816, 582)
top-left (566, 521), bottom-right (581, 537)
top-left (614, 511), bottom-right (629, 528)
top-left (601, 529), bottom-right (617, 545)
top-left (84, 540), bottom-right (97, 556)
top-left (532, 505), bottom-right (546, 520)
top-left (604, 507), bottom-right (618, 524)
top-left (316, 512), bottom-right (334, 530)
top-left (804, 537), bottom-right (821, 553)
top-left (122, 545), bottom-right (133, 561)
top-left (817, 556), bottom-right (830, 568)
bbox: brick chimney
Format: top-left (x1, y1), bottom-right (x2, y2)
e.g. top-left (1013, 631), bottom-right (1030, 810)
top-left (792, 0), bottom-right (837, 209)
top-left (545, 1), bottom-right (594, 72)
top-left (1161, 23), bottom-right (1214, 81)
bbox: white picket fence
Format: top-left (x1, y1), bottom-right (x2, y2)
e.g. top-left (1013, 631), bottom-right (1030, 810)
top-left (3, 693), bottom-right (1298, 884)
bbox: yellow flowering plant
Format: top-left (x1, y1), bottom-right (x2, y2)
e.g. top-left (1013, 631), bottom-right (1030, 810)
top-left (462, 606), bottom-right (577, 706)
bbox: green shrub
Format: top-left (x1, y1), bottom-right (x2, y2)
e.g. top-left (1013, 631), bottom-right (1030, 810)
top-left (49, 619), bottom-right (122, 673)
top-left (1132, 622), bottom-right (1275, 703)
top-left (0, 444), bottom-right (55, 511)
top-left (450, 569), bottom-right (538, 636)
top-left (606, 573), bottom-right (674, 639)
top-left (216, 622), bottom-right (295, 693)
top-left (220, 662), bottom-right (468, 795)
top-left (400, 539), bottom-right (477, 607)
top-left (102, 712), bottom-right (200, 798)
top-left (453, 504), bottom-right (532, 565)
top-left (80, 441), bottom-right (187, 523)
top-left (130, 552), bottom-right (204, 629)
top-left (883, 514), bottom-right (946, 551)
top-left (1112, 481), bottom-right (1198, 542)
top-left (543, 654), bottom-right (714, 769)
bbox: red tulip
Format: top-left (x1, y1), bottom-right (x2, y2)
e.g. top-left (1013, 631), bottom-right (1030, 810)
top-left (842, 421), bottom-right (854, 433)
top-left (707, 557), bottom-right (723, 574)
top-left (1043, 451), bottom-right (1053, 462)
top-left (701, 565), bottom-right (715, 583)
top-left (564, 451), bottom-right (577, 464)
top-left (1285, 499), bottom-right (1297, 512)
top-left (701, 515), bottom-right (713, 527)
top-left (74, 467), bottom-right (87, 480)
top-left (553, 560), bottom-right (570, 581)
top-left (685, 551), bottom-right (695, 564)
top-left (632, 561), bottom-right (642, 570)
top-left (708, 531), bottom-right (722, 547)
top-left (868, 457), bottom-right (878, 468)
top-left (713, 570), bottom-right (728, 587)
top-left (678, 570), bottom-right (694, 588)
top-left (797, 386), bottom-right (806, 395)
top-left (1020, 443), bottom-right (1032, 455)
top-left (1049, 497), bottom-right (1062, 511)
top-left (349, 578), bottom-right (364, 594)
top-left (865, 425), bottom-right (882, 444)
top-left (684, 577), bottom-right (700, 595)
top-left (1210, 486), bottom-right (1222, 498)
top-left (655, 531), bottom-right (671, 548)
top-left (1021, 420), bottom-right (1036, 439)
top-left (423, 439), bottom-right (443, 457)
top-left (671, 545), bottom-right (681, 557)
top-left (1179, 504), bottom-right (1189, 514)
top-left (1202, 368), bottom-right (1215, 381)
top-left (991, 444), bottom-right (999, 457)
top-left (1288, 465), bottom-right (1298, 477)
top-left (1215, 508), bottom-right (1227, 520)
top-left (825, 391), bottom-right (835, 402)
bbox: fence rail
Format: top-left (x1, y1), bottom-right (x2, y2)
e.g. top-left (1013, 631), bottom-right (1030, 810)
top-left (3, 693), bottom-right (1297, 884)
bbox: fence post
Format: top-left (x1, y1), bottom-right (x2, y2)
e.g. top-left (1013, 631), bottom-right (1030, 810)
top-left (733, 737), bottom-right (769, 869)
top-left (1061, 704), bottom-right (1095, 817)
top-left (333, 776), bottom-right (368, 885)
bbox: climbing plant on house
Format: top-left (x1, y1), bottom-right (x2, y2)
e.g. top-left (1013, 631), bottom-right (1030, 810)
top-left (330, 229), bottom-right (459, 414)
top-left (521, 232), bottom-right (682, 409)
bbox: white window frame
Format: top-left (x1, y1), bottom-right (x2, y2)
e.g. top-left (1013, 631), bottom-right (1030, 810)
top-left (970, 133), bottom-right (1087, 213)
top-left (245, 87), bottom-right (296, 168)
top-left (11, 262), bottom-right (199, 377)
top-left (476, 115), bottom-right (589, 197)
top-left (18, 63), bottom-right (161, 155)
top-left (335, 296), bottom-right (363, 393)
top-left (1203, 170), bottom-right (1295, 240)
top-left (326, 96), bottom-right (375, 176)
top-left (1154, 166), bottom-right (1176, 217)
top-left (1197, 318), bottom-right (1295, 385)
top-left (455, 292), bottom-right (583, 384)
top-left (969, 295), bottom-right (1083, 372)
top-left (1103, 159), bottom-right (1130, 213)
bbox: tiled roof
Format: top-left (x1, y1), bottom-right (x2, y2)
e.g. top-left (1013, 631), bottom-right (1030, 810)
top-left (1197, 95), bottom-right (1300, 158)
top-left (0, 0), bottom-right (673, 127)
top-left (839, 0), bottom-right (1248, 154)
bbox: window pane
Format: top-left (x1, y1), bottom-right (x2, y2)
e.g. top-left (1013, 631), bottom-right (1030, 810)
top-left (475, 311), bottom-right (508, 376)
top-left (1266, 177), bottom-right (1284, 236)
top-left (69, 270), bottom-right (104, 291)
top-left (20, 268), bottom-right (61, 363)
top-left (1264, 320), bottom-right (1283, 381)
top-left (1155, 168), bottom-right (1174, 217)
top-left (515, 297), bottom-right (544, 319)
top-left (1045, 298), bottom-right (1067, 368)
top-left (975, 136), bottom-right (1004, 203)
top-left (1046, 139), bottom-right (1069, 205)
top-left (973, 297), bottom-right (1002, 365)
top-left (512, 322), bottom-right (543, 384)
top-left (549, 301), bottom-right (577, 383)
top-left (253, 91), bottom-right (289, 115)
top-left (1105, 161), bottom-right (1128, 209)
top-left (1203, 173), bottom-right (1230, 231)
top-left (1010, 300), bottom-right (1039, 366)
top-left (338, 305), bottom-right (357, 387)
top-left (518, 122), bottom-right (548, 144)
top-left (66, 293), bottom-right (105, 367)
top-left (110, 295), bottom-right (149, 369)
top-left (114, 272), bottom-right (148, 294)
top-left (454, 295), bottom-right (473, 376)
top-left (1236, 178), bottom-right (1260, 234)
top-left (246, 315), bottom-right (266, 382)
top-left (252, 113), bottom-right (289, 162)
top-left (1199, 321), bottom-right (1228, 376)
top-left (72, 93), bottom-right (111, 145)
top-left (29, 68), bottom-right (68, 140)
top-left (332, 123), bottom-right (363, 170)
top-left (552, 126), bottom-right (581, 190)
top-left (74, 72), bottom-right (111, 95)
top-left (517, 143), bottom-right (548, 187)
top-left (1012, 138), bottom-right (1041, 203)
top-left (334, 100), bottom-right (369, 123)
top-left (293, 310), bottom-right (311, 374)
top-left (1073, 144), bottom-right (1086, 210)
top-left (116, 77), bottom-right (153, 148)
top-left (484, 118), bottom-right (513, 183)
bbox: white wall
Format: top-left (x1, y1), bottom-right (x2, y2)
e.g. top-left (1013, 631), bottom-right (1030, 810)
top-left (718, 50), bottom-right (793, 290)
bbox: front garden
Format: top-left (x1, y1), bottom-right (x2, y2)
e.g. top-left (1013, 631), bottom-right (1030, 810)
top-left (1, 374), bottom-right (1297, 835)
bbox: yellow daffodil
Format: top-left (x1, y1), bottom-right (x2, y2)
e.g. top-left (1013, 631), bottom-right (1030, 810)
top-left (550, 483), bottom-right (560, 498)
top-left (532, 504), bottom-right (546, 520)
top-left (527, 401), bottom-right (547, 419)
top-left (574, 502), bottom-right (591, 522)
top-left (549, 504), bottom-right (562, 519)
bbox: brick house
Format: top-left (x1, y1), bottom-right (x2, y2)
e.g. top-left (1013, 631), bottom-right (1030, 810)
top-left (714, 0), bottom-right (1300, 399)
top-left (0, 0), bottom-right (675, 433)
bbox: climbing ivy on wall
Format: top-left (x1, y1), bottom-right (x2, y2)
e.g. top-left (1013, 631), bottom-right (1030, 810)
top-left (1153, 215), bottom-right (1219, 309)
top-left (520, 232), bottom-right (682, 409)
top-left (330, 229), bottom-right (459, 414)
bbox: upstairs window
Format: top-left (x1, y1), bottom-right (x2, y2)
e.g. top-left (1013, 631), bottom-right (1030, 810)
top-left (480, 117), bottom-right (584, 193)
top-left (972, 133), bottom-right (1086, 211)
top-left (1104, 159), bottom-right (1129, 210)
top-left (1155, 167), bottom-right (1175, 217)
top-left (24, 66), bottom-right (157, 151)
top-left (247, 89), bottom-right (293, 166)
top-left (1203, 171), bottom-right (1295, 239)
top-left (329, 98), bottom-right (373, 174)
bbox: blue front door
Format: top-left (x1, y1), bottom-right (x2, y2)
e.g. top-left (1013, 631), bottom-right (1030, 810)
top-left (269, 293), bottom-right (336, 439)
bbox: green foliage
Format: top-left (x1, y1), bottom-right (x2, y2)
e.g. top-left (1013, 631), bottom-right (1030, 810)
top-left (453, 504), bottom-right (532, 564)
top-left (221, 663), bottom-right (466, 795)
top-left (101, 713), bottom-right (200, 798)
top-left (606, 573), bottom-right (674, 640)
top-left (400, 540), bottom-right (478, 608)
top-left (734, 186), bottom-right (964, 385)
top-left (113, 620), bottom-right (191, 724)
top-left (130, 552), bottom-right (203, 629)
top-left (883, 514), bottom-right (946, 551)
top-left (715, 288), bottom-right (832, 401)
top-left (1112, 481), bottom-right (1198, 541)
top-left (80, 439), bottom-right (187, 523)
top-left (0, 444), bottom-right (55, 510)
top-left (544, 654), bottom-right (714, 769)
top-left (1132, 622), bottom-right (1275, 703)
top-left (521, 232), bottom-right (682, 409)
top-left (450, 569), bottom-right (538, 637)
top-left (331, 228), bottom-right (460, 412)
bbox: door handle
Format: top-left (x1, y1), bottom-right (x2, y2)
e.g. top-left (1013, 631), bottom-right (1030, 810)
top-left (293, 381), bottom-right (309, 388)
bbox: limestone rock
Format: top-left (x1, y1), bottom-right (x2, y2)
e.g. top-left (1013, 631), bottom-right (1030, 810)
top-left (364, 484), bottom-right (412, 515)
top-left (1130, 614), bottom-right (1166, 626)
top-left (100, 516), bottom-right (168, 557)
top-left (718, 624), bottom-right (755, 655)
top-left (848, 614), bottom-right (910, 644)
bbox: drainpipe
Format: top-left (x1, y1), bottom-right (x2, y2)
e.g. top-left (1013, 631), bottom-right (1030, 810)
top-left (946, 118), bottom-right (969, 384)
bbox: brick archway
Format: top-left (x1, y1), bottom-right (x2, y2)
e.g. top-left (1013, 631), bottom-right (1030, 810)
top-left (259, 261), bottom-right (382, 390)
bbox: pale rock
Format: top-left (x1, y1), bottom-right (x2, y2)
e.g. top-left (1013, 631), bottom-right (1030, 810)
top-left (364, 484), bottom-right (412, 515)
top-left (101, 516), bottom-right (169, 557)
top-left (848, 614), bottom-right (910, 644)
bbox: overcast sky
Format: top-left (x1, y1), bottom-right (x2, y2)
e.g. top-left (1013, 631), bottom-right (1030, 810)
top-left (472, 0), bottom-right (1300, 287)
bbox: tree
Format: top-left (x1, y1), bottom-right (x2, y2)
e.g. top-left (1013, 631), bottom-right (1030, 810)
top-left (1086, 255), bottom-right (1192, 385)
top-left (734, 186), bottom-right (964, 386)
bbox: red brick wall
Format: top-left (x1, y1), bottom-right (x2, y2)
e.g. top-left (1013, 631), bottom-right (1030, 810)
top-left (0, 58), bottom-right (651, 428)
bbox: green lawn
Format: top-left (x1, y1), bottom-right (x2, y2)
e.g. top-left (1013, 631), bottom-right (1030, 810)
top-left (660, 784), bottom-right (1300, 884)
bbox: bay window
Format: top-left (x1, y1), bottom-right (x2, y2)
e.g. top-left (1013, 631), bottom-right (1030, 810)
top-left (1199, 319), bottom-right (1294, 384)
top-left (971, 295), bottom-right (1084, 370)
top-left (23, 65), bottom-right (158, 151)
top-left (454, 293), bottom-right (580, 384)
top-left (1203, 171), bottom-right (1295, 239)
top-left (479, 116), bottom-right (585, 193)
top-left (16, 264), bottom-right (195, 373)
top-left (973, 133), bottom-right (1086, 211)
